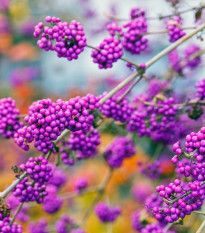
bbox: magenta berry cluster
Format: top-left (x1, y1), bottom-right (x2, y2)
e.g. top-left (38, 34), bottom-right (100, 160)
top-left (104, 136), bottom-right (135, 167)
top-left (166, 16), bottom-right (186, 42)
top-left (28, 219), bottom-right (49, 233)
top-left (99, 92), bottom-right (132, 123)
top-left (95, 202), bottom-right (121, 223)
top-left (139, 160), bottom-right (162, 179)
top-left (34, 16), bottom-right (87, 61)
top-left (141, 223), bottom-right (175, 233)
top-left (153, 180), bottom-right (205, 223)
top-left (91, 37), bottom-right (123, 69)
top-left (196, 78), bottom-right (205, 99)
top-left (130, 7), bottom-right (145, 19)
top-left (106, 22), bottom-right (123, 37)
top-left (55, 214), bottom-right (75, 233)
top-left (74, 177), bottom-right (88, 193)
top-left (122, 16), bottom-right (148, 54)
top-left (184, 44), bottom-right (201, 69)
top-left (0, 98), bottom-right (23, 139)
top-left (43, 185), bottom-right (63, 214)
top-left (127, 97), bottom-right (179, 143)
top-left (68, 127), bottom-right (100, 158)
top-left (0, 218), bottom-right (22, 233)
top-left (19, 156), bottom-right (52, 185)
top-left (13, 177), bottom-right (47, 203)
top-left (14, 94), bottom-right (100, 153)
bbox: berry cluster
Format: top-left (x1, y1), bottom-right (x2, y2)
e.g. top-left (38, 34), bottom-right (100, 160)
top-left (184, 44), bottom-right (201, 69)
top-left (74, 177), bottom-right (88, 193)
top-left (168, 49), bottom-right (182, 72)
top-left (95, 202), bottom-right (121, 223)
top-left (139, 160), bottom-right (162, 179)
top-left (130, 8), bottom-right (145, 19)
top-left (104, 137), bottom-right (135, 167)
top-left (166, 16), bottom-right (186, 42)
top-left (153, 180), bottom-right (205, 223)
top-left (19, 156), bottom-right (52, 185)
top-left (106, 22), bottom-right (123, 37)
top-left (43, 185), bottom-right (63, 214)
top-left (15, 95), bottom-right (100, 153)
top-left (91, 37), bottom-right (123, 69)
top-left (141, 223), bottom-right (175, 233)
top-left (34, 16), bottom-right (87, 61)
top-left (122, 16), bottom-right (148, 54)
top-left (55, 215), bottom-right (75, 233)
top-left (68, 127), bottom-right (100, 158)
top-left (48, 165), bottom-right (67, 189)
top-left (99, 92), bottom-right (132, 123)
top-left (0, 218), bottom-right (22, 233)
top-left (196, 78), bottom-right (205, 100)
top-left (13, 177), bottom-right (47, 203)
top-left (0, 98), bottom-right (23, 139)
top-left (151, 127), bottom-right (205, 223)
top-left (127, 97), bottom-right (179, 143)
top-left (131, 211), bottom-right (143, 231)
top-left (28, 219), bottom-right (49, 233)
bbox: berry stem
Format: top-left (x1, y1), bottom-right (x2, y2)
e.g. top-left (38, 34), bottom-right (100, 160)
top-left (99, 22), bottom-right (205, 104)
top-left (117, 76), bottom-right (143, 103)
top-left (9, 202), bottom-right (24, 226)
top-left (196, 219), bottom-right (205, 233)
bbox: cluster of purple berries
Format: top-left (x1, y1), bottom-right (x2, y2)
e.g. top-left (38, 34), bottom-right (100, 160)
top-left (48, 165), bottom-right (67, 188)
top-left (184, 44), bottom-right (201, 69)
top-left (139, 160), bottom-right (162, 179)
top-left (122, 16), bottom-right (148, 54)
top-left (74, 177), bottom-right (88, 193)
top-left (91, 37), bottom-right (123, 69)
top-left (130, 8), bottom-right (145, 19)
top-left (166, 16), bottom-right (186, 42)
top-left (68, 127), bottom-right (100, 158)
top-left (43, 185), bottom-right (63, 214)
top-left (104, 136), bottom-right (135, 167)
top-left (169, 44), bottom-right (201, 73)
top-left (28, 219), bottom-right (49, 233)
top-left (55, 215), bottom-right (74, 233)
top-left (14, 94), bottom-right (100, 153)
top-left (19, 156), bottom-right (52, 185)
top-left (0, 218), bottom-right (22, 233)
top-left (151, 127), bottom-right (205, 223)
top-left (127, 97), bottom-right (179, 143)
top-left (99, 92), bottom-right (132, 123)
top-left (55, 215), bottom-right (86, 233)
top-left (106, 22), bottom-right (123, 37)
top-left (95, 202), bottom-right (121, 223)
top-left (154, 179), bottom-right (205, 223)
top-left (196, 78), bottom-right (205, 100)
top-left (34, 16), bottom-right (87, 61)
top-left (13, 177), bottom-right (47, 203)
top-left (141, 223), bottom-right (175, 233)
top-left (0, 98), bottom-right (23, 139)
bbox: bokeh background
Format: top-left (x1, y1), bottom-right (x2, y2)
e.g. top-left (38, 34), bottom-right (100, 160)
top-left (0, 0), bottom-right (205, 232)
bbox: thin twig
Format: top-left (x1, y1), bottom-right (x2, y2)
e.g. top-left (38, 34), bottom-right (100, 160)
top-left (9, 202), bottom-right (24, 226)
top-left (196, 219), bottom-right (205, 233)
